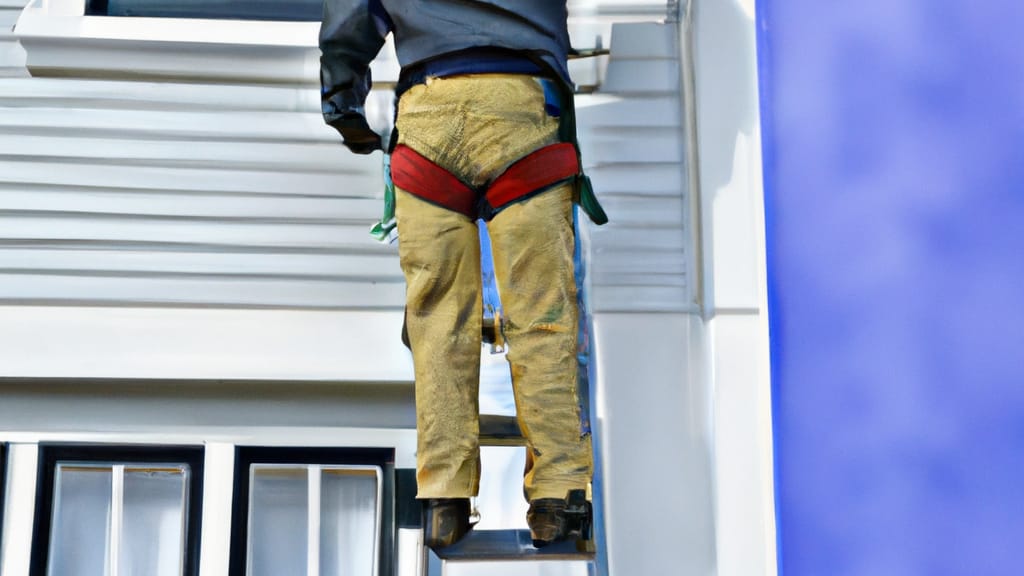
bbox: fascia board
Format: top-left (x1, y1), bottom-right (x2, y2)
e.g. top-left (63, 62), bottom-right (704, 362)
top-left (14, 12), bottom-right (401, 84)
top-left (14, 9), bottom-right (602, 85)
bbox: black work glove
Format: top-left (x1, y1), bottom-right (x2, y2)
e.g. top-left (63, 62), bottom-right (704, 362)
top-left (331, 113), bottom-right (382, 155)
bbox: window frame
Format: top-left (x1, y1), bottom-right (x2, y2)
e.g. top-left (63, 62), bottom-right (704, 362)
top-left (229, 446), bottom-right (396, 576)
top-left (0, 442), bottom-right (6, 548)
top-left (29, 444), bottom-right (205, 576)
top-left (84, 0), bottom-right (321, 22)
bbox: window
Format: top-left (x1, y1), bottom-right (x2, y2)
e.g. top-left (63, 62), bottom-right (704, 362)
top-left (230, 447), bottom-right (395, 576)
top-left (86, 0), bottom-right (320, 22)
top-left (31, 445), bottom-right (204, 576)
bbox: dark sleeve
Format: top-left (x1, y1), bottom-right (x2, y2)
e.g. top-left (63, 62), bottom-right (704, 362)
top-left (319, 0), bottom-right (392, 153)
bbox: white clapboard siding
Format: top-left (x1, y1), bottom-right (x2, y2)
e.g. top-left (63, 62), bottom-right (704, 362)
top-left (0, 77), bottom-right (399, 309)
top-left (0, 249), bottom-right (399, 278)
top-left (0, 0), bottom-right (27, 77)
top-left (581, 21), bottom-right (693, 312)
top-left (0, 76), bottom-right (323, 111)
top-left (0, 17), bottom-right (691, 313)
top-left (0, 188), bottom-right (382, 219)
top-left (0, 274), bottom-right (406, 308)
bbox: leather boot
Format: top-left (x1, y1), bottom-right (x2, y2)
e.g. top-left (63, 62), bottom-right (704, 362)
top-left (527, 498), bottom-right (568, 548)
top-left (528, 489), bottom-right (592, 548)
top-left (422, 498), bottom-right (472, 549)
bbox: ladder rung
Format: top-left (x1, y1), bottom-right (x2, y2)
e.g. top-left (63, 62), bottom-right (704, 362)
top-left (478, 414), bottom-right (525, 446)
top-left (433, 529), bottom-right (595, 562)
top-left (568, 48), bottom-right (611, 60)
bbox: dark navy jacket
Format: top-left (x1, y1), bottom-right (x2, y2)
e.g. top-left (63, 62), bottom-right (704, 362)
top-left (319, 0), bottom-right (572, 142)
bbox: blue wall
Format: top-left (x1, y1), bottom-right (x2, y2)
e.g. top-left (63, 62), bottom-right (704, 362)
top-left (757, 3), bottom-right (1024, 575)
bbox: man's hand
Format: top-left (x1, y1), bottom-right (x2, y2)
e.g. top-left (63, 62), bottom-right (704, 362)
top-left (341, 126), bottom-right (383, 154)
top-left (331, 113), bottom-right (383, 155)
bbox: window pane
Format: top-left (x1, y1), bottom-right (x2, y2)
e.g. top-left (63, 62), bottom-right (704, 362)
top-left (88, 0), bottom-right (321, 22)
top-left (248, 466), bottom-right (308, 576)
top-left (48, 465), bottom-right (112, 576)
top-left (320, 468), bottom-right (380, 576)
top-left (120, 466), bottom-right (189, 576)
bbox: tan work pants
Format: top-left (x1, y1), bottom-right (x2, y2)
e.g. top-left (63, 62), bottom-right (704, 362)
top-left (395, 75), bottom-right (593, 501)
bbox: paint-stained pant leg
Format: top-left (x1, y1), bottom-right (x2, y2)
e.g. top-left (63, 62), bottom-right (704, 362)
top-left (488, 183), bottom-right (594, 501)
top-left (395, 74), bottom-right (591, 501)
top-left (396, 188), bottom-right (483, 498)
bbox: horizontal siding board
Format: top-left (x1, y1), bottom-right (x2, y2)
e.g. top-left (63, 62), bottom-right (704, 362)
top-left (0, 215), bottom-right (392, 250)
top-left (0, 248), bottom-right (398, 277)
top-left (0, 160), bottom-right (380, 196)
top-left (592, 286), bottom-right (690, 313)
top-left (0, 19), bottom-right (693, 314)
top-left (583, 128), bottom-right (683, 164)
top-left (0, 77), bottom-right (326, 112)
top-left (589, 227), bottom-right (686, 252)
top-left (0, 135), bottom-right (369, 173)
top-left (0, 246), bottom-right (685, 288)
top-left (591, 255), bottom-right (686, 278)
top-left (0, 188), bottom-right (384, 220)
top-left (0, 274), bottom-right (406, 308)
top-left (0, 108), bottom-right (343, 141)
top-left (576, 95), bottom-right (681, 128)
top-left (594, 195), bottom-right (684, 227)
top-left (590, 272), bottom-right (687, 288)
top-left (586, 164), bottom-right (685, 197)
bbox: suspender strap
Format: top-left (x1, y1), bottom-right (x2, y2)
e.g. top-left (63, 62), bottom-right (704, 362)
top-left (485, 142), bottom-right (579, 214)
top-left (390, 144), bottom-right (477, 218)
top-left (523, 51), bottom-right (609, 225)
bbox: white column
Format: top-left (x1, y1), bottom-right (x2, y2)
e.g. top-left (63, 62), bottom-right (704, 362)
top-left (692, 0), bottom-right (778, 574)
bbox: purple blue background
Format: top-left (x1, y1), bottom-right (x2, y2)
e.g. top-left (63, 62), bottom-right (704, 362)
top-left (757, 2), bottom-right (1024, 575)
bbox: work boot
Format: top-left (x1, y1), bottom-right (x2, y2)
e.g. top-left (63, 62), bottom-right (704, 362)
top-left (528, 489), bottom-right (592, 548)
top-left (527, 498), bottom-right (568, 548)
top-left (422, 498), bottom-right (473, 549)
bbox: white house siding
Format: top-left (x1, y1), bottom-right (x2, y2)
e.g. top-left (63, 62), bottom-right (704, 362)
top-left (0, 2), bottom-right (687, 379)
top-left (580, 21), bottom-right (695, 313)
top-left (0, 79), bottom-right (401, 309)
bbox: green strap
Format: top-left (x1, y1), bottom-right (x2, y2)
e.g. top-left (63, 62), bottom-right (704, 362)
top-left (545, 66), bottom-right (609, 226)
top-left (370, 153), bottom-right (398, 243)
top-left (577, 173), bottom-right (608, 225)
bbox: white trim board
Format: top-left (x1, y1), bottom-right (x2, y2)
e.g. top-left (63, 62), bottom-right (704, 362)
top-left (690, 0), bottom-right (777, 575)
top-left (0, 306), bottom-right (414, 381)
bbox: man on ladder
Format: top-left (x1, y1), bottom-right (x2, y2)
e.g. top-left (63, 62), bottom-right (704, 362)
top-left (320, 0), bottom-right (606, 549)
